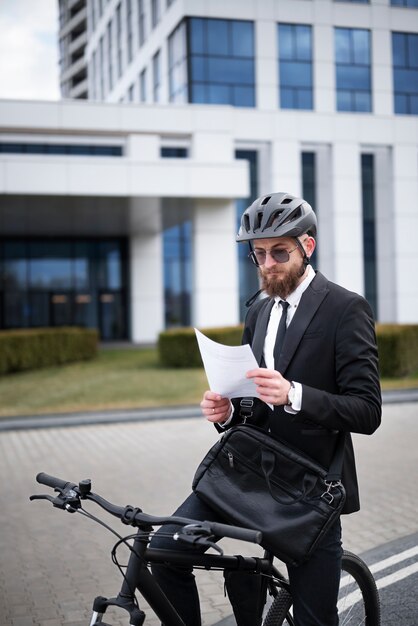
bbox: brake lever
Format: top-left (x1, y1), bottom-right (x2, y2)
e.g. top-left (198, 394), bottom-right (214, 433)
top-left (29, 488), bottom-right (81, 513)
top-left (173, 529), bottom-right (224, 555)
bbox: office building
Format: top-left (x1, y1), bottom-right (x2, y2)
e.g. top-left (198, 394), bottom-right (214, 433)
top-left (0, 0), bottom-right (417, 342)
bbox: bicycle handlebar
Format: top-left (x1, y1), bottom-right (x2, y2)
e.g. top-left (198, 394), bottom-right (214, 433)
top-left (34, 472), bottom-right (263, 545)
top-left (37, 472), bottom-right (77, 491)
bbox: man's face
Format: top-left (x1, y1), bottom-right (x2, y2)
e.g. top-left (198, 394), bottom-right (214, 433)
top-left (253, 236), bottom-right (314, 299)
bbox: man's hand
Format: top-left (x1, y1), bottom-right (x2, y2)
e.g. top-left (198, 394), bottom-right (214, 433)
top-left (200, 390), bottom-right (232, 423)
top-left (246, 368), bottom-right (291, 406)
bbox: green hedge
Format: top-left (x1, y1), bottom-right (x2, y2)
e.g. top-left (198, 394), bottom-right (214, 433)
top-left (0, 327), bottom-right (99, 375)
top-left (376, 324), bottom-right (418, 378)
top-left (158, 325), bottom-right (243, 368)
top-left (159, 323), bottom-right (418, 378)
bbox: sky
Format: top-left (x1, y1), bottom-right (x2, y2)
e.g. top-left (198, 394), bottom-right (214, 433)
top-left (0, 0), bottom-right (60, 100)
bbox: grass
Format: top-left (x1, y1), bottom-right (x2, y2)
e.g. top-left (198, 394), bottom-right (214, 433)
top-left (0, 348), bottom-right (208, 418)
top-left (0, 347), bottom-right (417, 419)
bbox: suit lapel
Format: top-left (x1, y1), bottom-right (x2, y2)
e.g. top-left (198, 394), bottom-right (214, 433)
top-left (251, 298), bottom-right (275, 365)
top-left (276, 272), bottom-right (329, 374)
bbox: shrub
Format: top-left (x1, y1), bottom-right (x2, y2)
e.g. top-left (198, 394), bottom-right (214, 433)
top-left (0, 327), bottom-right (99, 375)
top-left (158, 325), bottom-right (244, 368)
top-left (376, 324), bottom-right (418, 378)
top-left (159, 323), bottom-right (418, 378)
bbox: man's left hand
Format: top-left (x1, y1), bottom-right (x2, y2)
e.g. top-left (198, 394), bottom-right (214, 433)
top-left (246, 368), bottom-right (291, 406)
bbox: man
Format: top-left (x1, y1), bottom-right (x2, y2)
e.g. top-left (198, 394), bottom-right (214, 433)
top-left (152, 192), bottom-right (382, 626)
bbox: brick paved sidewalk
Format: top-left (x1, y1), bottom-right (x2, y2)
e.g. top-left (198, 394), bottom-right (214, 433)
top-left (0, 403), bottom-right (417, 626)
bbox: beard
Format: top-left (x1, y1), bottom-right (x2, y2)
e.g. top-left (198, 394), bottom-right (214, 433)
top-left (260, 259), bottom-right (306, 299)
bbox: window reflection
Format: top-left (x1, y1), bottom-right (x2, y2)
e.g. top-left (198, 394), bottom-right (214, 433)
top-left (187, 17), bottom-right (255, 108)
top-left (0, 238), bottom-right (127, 340)
top-left (392, 32), bottom-right (418, 114)
top-left (278, 24), bottom-right (313, 110)
top-left (335, 28), bottom-right (372, 112)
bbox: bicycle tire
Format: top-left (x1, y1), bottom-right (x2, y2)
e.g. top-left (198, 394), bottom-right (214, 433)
top-left (262, 550), bottom-right (380, 626)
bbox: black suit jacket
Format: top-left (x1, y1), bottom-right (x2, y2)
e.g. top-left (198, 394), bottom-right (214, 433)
top-left (228, 271), bottom-right (382, 514)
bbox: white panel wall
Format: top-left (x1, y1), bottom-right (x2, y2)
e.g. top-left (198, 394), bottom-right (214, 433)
top-left (192, 199), bottom-right (239, 328)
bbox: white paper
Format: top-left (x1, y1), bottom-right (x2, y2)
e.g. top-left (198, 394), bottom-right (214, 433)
top-left (194, 328), bottom-right (260, 399)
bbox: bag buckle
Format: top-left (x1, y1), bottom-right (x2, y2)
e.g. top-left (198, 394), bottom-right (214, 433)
top-left (239, 398), bottom-right (254, 423)
top-left (321, 480), bottom-right (342, 505)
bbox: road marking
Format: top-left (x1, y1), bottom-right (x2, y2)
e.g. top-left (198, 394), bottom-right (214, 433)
top-left (340, 545), bottom-right (418, 589)
top-left (369, 546), bottom-right (418, 575)
top-left (339, 561), bottom-right (418, 614)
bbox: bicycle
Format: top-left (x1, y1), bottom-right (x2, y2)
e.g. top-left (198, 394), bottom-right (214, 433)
top-left (30, 472), bottom-right (381, 626)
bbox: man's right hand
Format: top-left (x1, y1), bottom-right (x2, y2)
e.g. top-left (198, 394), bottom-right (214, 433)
top-left (200, 390), bottom-right (232, 424)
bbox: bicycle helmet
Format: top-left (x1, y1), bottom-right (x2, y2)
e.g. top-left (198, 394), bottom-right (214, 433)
top-left (236, 192), bottom-right (317, 242)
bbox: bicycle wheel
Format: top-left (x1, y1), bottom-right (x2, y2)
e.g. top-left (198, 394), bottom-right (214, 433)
top-left (262, 551), bottom-right (380, 626)
top-left (338, 551), bottom-right (380, 626)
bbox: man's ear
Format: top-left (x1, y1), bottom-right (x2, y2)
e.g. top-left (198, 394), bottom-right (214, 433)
top-left (305, 236), bottom-right (316, 258)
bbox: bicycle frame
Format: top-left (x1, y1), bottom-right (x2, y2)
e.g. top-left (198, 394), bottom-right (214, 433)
top-left (90, 527), bottom-right (288, 626)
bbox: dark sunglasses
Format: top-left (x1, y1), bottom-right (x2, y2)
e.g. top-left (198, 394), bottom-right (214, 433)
top-left (248, 245), bottom-right (299, 266)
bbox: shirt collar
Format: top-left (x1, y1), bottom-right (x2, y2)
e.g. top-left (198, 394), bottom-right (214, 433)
top-left (274, 264), bottom-right (316, 308)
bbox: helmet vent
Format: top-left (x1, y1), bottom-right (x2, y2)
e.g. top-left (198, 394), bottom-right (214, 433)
top-left (254, 211), bottom-right (263, 231)
top-left (261, 195), bottom-right (271, 205)
top-left (281, 197), bottom-right (292, 204)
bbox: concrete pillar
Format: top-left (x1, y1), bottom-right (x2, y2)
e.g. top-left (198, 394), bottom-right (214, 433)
top-left (130, 232), bottom-right (164, 343)
top-left (392, 145), bottom-right (418, 322)
top-left (271, 139), bottom-right (302, 196)
top-left (332, 143), bottom-right (364, 294)
top-left (374, 147), bottom-right (396, 322)
top-left (193, 199), bottom-right (239, 328)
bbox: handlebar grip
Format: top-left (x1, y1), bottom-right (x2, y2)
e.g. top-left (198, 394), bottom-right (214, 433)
top-left (36, 472), bottom-right (76, 491)
top-left (210, 522), bottom-right (262, 544)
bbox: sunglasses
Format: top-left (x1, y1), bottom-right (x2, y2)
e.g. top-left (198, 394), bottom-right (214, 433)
top-left (248, 245), bottom-right (299, 266)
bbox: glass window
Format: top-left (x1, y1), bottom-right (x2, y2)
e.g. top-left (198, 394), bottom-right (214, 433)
top-left (126, 0), bottom-right (133, 63)
top-left (391, 0), bottom-right (418, 6)
top-left (0, 238), bottom-right (127, 340)
top-left (161, 147), bottom-right (188, 157)
top-left (278, 24), bottom-right (313, 110)
top-left (335, 28), bottom-right (372, 112)
top-left (3, 242), bottom-right (28, 289)
top-left (235, 150), bottom-right (259, 319)
top-left (168, 20), bottom-right (188, 103)
top-left (163, 208), bottom-right (192, 327)
top-left (116, 2), bottom-right (123, 78)
top-left (361, 154), bottom-right (377, 316)
top-left (139, 67), bottom-right (147, 102)
top-left (28, 242), bottom-right (72, 290)
top-left (151, 0), bottom-right (160, 28)
top-left (138, 0), bottom-right (146, 47)
top-left (107, 20), bottom-right (113, 90)
top-left (98, 241), bottom-right (122, 290)
top-left (302, 152), bottom-right (317, 268)
top-left (392, 32), bottom-right (418, 114)
top-left (153, 49), bottom-right (161, 102)
top-left (188, 18), bottom-right (255, 108)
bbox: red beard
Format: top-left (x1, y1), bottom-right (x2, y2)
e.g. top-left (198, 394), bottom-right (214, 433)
top-left (260, 260), bottom-right (305, 299)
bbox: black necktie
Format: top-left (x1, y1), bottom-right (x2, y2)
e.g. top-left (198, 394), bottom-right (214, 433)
top-left (273, 300), bottom-right (290, 367)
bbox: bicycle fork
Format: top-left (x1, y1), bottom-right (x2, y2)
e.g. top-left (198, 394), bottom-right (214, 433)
top-left (89, 529), bottom-right (185, 626)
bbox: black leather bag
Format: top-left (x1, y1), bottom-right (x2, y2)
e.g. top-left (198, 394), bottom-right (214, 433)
top-left (192, 424), bottom-right (346, 566)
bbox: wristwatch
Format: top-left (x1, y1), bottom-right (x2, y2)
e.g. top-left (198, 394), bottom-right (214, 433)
top-left (286, 381), bottom-right (296, 406)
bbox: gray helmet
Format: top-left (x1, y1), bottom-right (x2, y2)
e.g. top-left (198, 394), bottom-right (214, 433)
top-left (236, 192), bottom-right (317, 242)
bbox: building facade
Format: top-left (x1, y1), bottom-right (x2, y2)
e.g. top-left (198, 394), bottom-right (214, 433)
top-left (0, 0), bottom-right (417, 342)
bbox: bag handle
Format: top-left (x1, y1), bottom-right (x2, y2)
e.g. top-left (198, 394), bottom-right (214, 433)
top-left (325, 431), bottom-right (345, 483)
top-left (261, 449), bottom-right (306, 505)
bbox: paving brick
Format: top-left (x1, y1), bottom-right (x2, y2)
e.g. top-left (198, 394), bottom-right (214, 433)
top-left (1, 402), bottom-right (417, 625)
